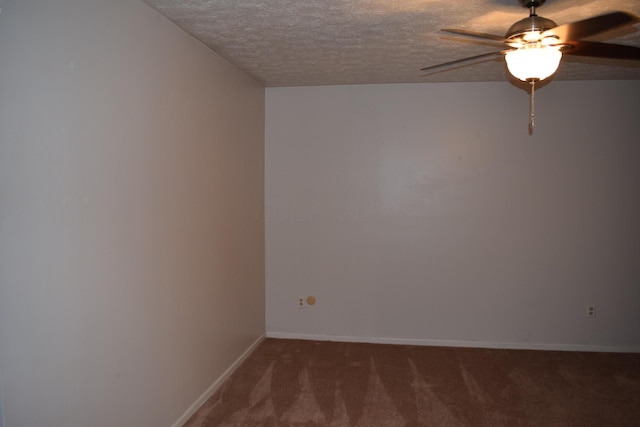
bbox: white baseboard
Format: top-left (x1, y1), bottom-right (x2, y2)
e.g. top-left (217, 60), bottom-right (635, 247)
top-left (171, 333), bottom-right (266, 427)
top-left (266, 331), bottom-right (640, 353)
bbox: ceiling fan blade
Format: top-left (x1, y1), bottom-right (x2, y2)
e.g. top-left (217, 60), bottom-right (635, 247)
top-left (542, 11), bottom-right (639, 43)
top-left (440, 35), bottom-right (507, 50)
top-left (441, 29), bottom-right (508, 43)
top-left (562, 40), bottom-right (640, 60)
top-left (420, 50), bottom-right (510, 73)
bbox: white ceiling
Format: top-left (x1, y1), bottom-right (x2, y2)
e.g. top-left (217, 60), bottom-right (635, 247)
top-left (143, 0), bottom-right (640, 87)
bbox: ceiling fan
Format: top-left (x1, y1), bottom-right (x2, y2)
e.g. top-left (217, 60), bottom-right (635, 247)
top-left (421, 0), bottom-right (640, 130)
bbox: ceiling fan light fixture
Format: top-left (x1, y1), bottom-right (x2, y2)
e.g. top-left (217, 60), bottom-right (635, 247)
top-left (505, 44), bottom-right (562, 81)
top-left (425, 4), bottom-right (640, 131)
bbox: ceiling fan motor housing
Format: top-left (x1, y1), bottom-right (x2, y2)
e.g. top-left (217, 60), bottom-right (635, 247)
top-left (506, 15), bottom-right (557, 42)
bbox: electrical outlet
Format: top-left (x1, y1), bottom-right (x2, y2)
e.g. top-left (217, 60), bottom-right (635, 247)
top-left (587, 305), bottom-right (596, 318)
top-left (298, 296), bottom-right (306, 308)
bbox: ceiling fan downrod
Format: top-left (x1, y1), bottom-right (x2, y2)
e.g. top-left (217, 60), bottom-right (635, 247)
top-left (519, 0), bottom-right (545, 18)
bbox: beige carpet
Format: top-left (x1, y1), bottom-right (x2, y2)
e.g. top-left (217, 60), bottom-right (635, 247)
top-left (185, 339), bottom-right (640, 426)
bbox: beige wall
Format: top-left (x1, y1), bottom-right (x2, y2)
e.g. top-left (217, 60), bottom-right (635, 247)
top-left (0, 1), bottom-right (265, 426)
top-left (265, 81), bottom-right (640, 351)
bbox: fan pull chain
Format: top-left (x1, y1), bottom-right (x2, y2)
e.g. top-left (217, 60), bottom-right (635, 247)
top-left (529, 79), bottom-right (536, 131)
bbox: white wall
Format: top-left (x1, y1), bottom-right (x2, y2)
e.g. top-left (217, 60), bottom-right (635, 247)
top-left (0, 1), bottom-right (264, 426)
top-left (265, 80), bottom-right (640, 351)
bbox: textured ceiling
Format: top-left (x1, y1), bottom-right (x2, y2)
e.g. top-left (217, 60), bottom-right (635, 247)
top-left (143, 0), bottom-right (640, 87)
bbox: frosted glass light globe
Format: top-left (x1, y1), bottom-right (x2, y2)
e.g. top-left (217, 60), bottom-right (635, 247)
top-left (505, 45), bottom-right (562, 81)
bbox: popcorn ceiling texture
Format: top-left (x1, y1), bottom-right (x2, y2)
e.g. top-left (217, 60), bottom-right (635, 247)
top-left (144, 0), bottom-right (640, 86)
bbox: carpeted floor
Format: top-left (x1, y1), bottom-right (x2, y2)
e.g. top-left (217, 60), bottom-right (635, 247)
top-left (185, 338), bottom-right (640, 426)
